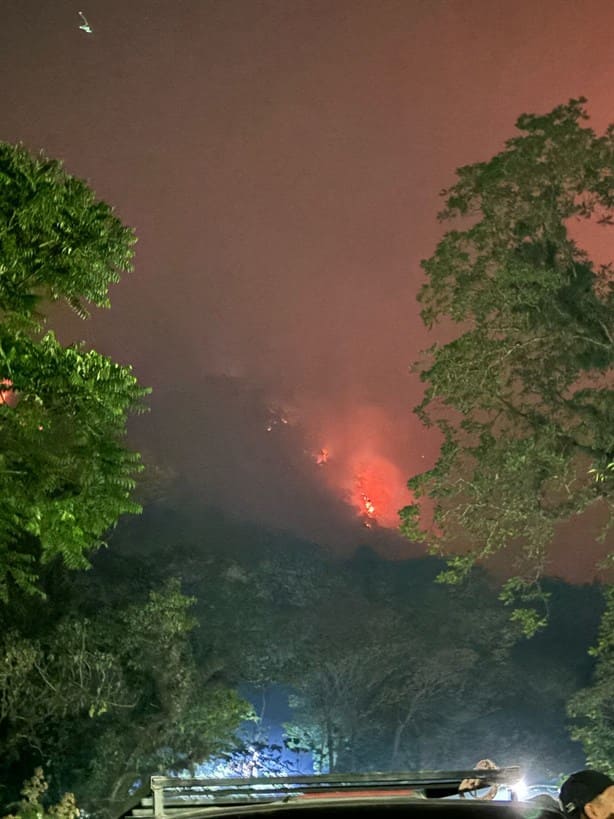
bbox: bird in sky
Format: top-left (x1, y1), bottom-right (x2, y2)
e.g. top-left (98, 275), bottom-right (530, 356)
top-left (78, 11), bottom-right (93, 34)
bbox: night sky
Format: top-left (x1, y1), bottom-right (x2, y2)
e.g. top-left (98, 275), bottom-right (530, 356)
top-left (3, 0), bottom-right (613, 574)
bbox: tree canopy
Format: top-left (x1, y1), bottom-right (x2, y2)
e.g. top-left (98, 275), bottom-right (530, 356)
top-left (0, 142), bottom-right (149, 597)
top-left (401, 99), bottom-right (614, 631)
top-left (0, 143), bottom-right (134, 318)
top-left (0, 578), bottom-right (251, 817)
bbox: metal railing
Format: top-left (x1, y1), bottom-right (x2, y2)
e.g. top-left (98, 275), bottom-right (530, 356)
top-left (145, 767), bottom-right (523, 819)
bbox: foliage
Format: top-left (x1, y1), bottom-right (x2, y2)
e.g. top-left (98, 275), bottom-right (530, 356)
top-left (197, 735), bottom-right (306, 778)
top-left (0, 580), bottom-right (250, 818)
top-left (99, 508), bottom-right (598, 775)
top-left (1, 769), bottom-right (78, 819)
top-left (20, 496), bottom-right (592, 791)
top-left (280, 558), bottom-right (575, 773)
top-left (0, 142), bottom-right (134, 320)
top-left (568, 585), bottom-right (614, 773)
top-left (401, 99), bottom-right (614, 627)
top-left (0, 141), bottom-right (149, 596)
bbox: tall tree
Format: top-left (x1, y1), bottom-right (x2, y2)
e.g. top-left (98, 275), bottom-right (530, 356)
top-left (401, 99), bottom-right (614, 632)
top-left (282, 566), bottom-right (508, 773)
top-left (0, 142), bottom-right (149, 597)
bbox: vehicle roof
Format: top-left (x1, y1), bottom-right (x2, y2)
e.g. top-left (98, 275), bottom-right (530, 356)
top-left (121, 768), bottom-right (563, 819)
top-left (127, 796), bottom-right (562, 819)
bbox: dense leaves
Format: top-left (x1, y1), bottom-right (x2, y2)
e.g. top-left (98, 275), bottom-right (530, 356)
top-left (2, 495), bottom-right (596, 810)
top-left (568, 585), bottom-right (614, 774)
top-left (0, 142), bottom-right (134, 319)
top-left (0, 142), bottom-right (149, 596)
top-left (280, 561), bottom-right (585, 774)
top-left (131, 505), bottom-right (592, 775)
top-left (1, 768), bottom-right (78, 819)
top-left (401, 100), bottom-right (614, 626)
top-left (0, 580), bottom-right (250, 818)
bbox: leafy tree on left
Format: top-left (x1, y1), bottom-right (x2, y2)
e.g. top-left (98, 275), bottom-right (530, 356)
top-left (0, 141), bottom-right (149, 597)
top-left (0, 579), bottom-right (251, 818)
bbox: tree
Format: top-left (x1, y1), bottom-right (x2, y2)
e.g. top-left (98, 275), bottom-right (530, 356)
top-left (281, 563), bottom-right (513, 773)
top-left (285, 643), bottom-right (400, 773)
top-left (0, 142), bottom-right (149, 597)
top-left (400, 99), bottom-right (614, 632)
top-left (0, 580), bottom-right (251, 818)
top-left (568, 586), bottom-right (614, 773)
top-left (0, 144), bottom-right (249, 808)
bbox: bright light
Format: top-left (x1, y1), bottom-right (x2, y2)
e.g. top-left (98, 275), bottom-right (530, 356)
top-left (514, 779), bottom-right (529, 801)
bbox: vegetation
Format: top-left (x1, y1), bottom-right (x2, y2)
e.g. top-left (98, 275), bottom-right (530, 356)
top-left (278, 553), bottom-right (593, 774)
top-left (1, 768), bottom-right (78, 819)
top-left (0, 498), bottom-right (600, 811)
top-left (2, 106), bottom-right (613, 808)
top-left (401, 99), bottom-right (614, 768)
top-left (105, 505), bottom-right (598, 777)
top-left (0, 141), bottom-right (149, 598)
top-left (0, 146), bottom-right (248, 816)
top-left (401, 99), bottom-right (614, 632)
top-left (0, 578), bottom-right (250, 816)
top-left (568, 585), bottom-right (614, 774)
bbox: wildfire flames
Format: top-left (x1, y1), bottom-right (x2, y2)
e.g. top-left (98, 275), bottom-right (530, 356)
top-left (265, 400), bottom-right (414, 533)
top-left (0, 379), bottom-right (17, 407)
top-left (353, 463), bottom-right (391, 527)
top-left (316, 447), bottom-right (329, 465)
